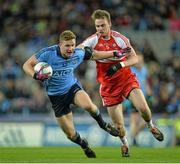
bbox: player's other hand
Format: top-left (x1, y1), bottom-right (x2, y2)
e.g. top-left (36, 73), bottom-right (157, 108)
top-left (106, 63), bottom-right (124, 77)
top-left (108, 47), bottom-right (130, 76)
top-left (33, 66), bottom-right (50, 81)
top-left (33, 64), bottom-right (51, 81)
top-left (33, 72), bottom-right (49, 81)
top-left (113, 47), bottom-right (131, 58)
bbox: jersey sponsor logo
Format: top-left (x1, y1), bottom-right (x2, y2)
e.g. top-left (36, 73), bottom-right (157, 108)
top-left (53, 68), bottom-right (72, 77)
top-left (103, 43), bottom-right (110, 50)
top-left (113, 43), bottom-right (117, 47)
top-left (98, 43), bottom-right (104, 47)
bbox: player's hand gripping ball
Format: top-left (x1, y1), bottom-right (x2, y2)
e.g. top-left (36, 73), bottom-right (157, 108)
top-left (33, 62), bottom-right (53, 81)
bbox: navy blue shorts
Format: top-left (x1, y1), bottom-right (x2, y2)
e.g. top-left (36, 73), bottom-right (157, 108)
top-left (48, 83), bottom-right (82, 117)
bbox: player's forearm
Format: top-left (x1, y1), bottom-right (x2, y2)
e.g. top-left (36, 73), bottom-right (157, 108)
top-left (120, 48), bottom-right (138, 67)
top-left (23, 55), bottom-right (37, 77)
top-left (91, 51), bottom-right (114, 60)
top-left (122, 55), bottom-right (138, 67)
top-left (23, 62), bottom-right (35, 77)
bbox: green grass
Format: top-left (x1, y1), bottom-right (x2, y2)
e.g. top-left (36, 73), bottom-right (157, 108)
top-left (0, 147), bottom-right (180, 163)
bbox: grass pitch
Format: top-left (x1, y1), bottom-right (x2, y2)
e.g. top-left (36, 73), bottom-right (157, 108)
top-left (0, 146), bottom-right (180, 163)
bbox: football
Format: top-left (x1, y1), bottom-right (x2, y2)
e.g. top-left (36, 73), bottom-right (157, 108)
top-left (34, 62), bottom-right (53, 78)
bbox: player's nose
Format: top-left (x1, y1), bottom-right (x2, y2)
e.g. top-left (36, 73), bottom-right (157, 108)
top-left (67, 47), bottom-right (74, 53)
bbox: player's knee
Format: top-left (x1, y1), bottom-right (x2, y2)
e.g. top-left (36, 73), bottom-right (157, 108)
top-left (84, 103), bottom-right (97, 112)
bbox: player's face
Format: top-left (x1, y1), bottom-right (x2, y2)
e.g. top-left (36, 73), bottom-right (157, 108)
top-left (60, 39), bottom-right (76, 58)
top-left (95, 18), bottom-right (111, 38)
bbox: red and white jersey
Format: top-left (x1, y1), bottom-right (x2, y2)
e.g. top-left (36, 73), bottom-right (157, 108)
top-left (82, 30), bottom-right (135, 95)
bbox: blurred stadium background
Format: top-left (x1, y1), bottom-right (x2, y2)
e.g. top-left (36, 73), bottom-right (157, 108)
top-left (0, 0), bottom-right (179, 148)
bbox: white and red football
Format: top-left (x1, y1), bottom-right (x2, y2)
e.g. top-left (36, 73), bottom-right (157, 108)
top-left (34, 62), bottom-right (53, 78)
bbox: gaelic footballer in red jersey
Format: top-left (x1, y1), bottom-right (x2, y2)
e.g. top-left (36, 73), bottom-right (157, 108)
top-left (82, 30), bottom-right (139, 104)
top-left (79, 9), bottom-right (164, 157)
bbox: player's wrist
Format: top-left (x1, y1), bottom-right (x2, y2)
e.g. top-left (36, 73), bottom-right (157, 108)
top-left (113, 51), bottom-right (118, 57)
top-left (119, 62), bottom-right (125, 68)
top-left (115, 62), bottom-right (125, 69)
top-left (33, 72), bottom-right (38, 80)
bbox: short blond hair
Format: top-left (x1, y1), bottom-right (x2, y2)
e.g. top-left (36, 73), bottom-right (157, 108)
top-left (59, 30), bottom-right (76, 42)
top-left (91, 9), bottom-right (111, 23)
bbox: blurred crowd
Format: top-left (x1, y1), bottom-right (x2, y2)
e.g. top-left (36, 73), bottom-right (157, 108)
top-left (0, 0), bottom-right (179, 117)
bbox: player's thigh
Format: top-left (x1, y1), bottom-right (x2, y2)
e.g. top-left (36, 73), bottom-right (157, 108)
top-left (56, 112), bottom-right (76, 137)
top-left (128, 88), bottom-right (149, 111)
top-left (74, 90), bottom-right (96, 110)
top-left (107, 104), bottom-right (124, 125)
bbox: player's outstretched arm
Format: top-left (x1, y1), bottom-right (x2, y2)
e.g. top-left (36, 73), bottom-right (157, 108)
top-left (83, 46), bottom-right (131, 60)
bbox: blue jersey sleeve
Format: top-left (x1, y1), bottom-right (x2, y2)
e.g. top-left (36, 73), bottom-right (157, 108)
top-left (74, 48), bottom-right (86, 61)
top-left (35, 47), bottom-right (50, 62)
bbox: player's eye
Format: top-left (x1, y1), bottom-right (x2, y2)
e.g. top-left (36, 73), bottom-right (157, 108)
top-left (96, 24), bottom-right (105, 28)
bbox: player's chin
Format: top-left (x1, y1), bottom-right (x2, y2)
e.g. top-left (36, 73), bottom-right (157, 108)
top-left (99, 32), bottom-right (104, 35)
top-left (100, 33), bottom-right (107, 37)
top-left (66, 53), bottom-right (73, 58)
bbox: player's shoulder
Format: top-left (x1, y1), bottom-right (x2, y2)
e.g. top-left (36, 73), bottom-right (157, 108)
top-left (111, 30), bottom-right (128, 39)
top-left (44, 45), bottom-right (58, 52)
top-left (85, 33), bottom-right (99, 41)
top-left (39, 44), bottom-right (58, 53)
top-left (74, 48), bottom-right (85, 57)
top-left (73, 48), bottom-right (85, 60)
top-left (82, 33), bottom-right (99, 47)
top-left (74, 47), bottom-right (84, 53)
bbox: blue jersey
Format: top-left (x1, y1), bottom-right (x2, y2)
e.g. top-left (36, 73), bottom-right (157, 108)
top-left (35, 45), bottom-right (85, 95)
top-left (131, 66), bottom-right (148, 96)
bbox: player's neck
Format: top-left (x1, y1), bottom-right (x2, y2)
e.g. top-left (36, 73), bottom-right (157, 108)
top-left (102, 35), bottom-right (110, 40)
top-left (101, 31), bottom-right (111, 40)
top-left (61, 53), bottom-right (69, 59)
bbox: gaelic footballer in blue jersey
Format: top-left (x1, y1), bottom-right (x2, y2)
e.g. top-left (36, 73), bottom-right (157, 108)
top-left (23, 30), bottom-right (123, 158)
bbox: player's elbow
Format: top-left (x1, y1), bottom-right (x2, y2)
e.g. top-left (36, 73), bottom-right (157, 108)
top-left (129, 55), bottom-right (138, 65)
top-left (22, 60), bottom-right (31, 74)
